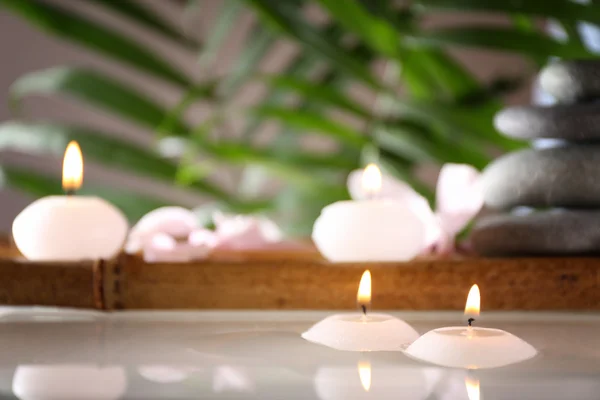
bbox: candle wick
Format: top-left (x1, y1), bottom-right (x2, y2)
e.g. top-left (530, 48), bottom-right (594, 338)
top-left (361, 304), bottom-right (367, 316)
top-left (467, 318), bottom-right (475, 327)
top-left (64, 188), bottom-right (76, 196)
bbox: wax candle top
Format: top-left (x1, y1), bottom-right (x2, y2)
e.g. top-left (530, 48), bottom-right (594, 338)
top-left (62, 141), bottom-right (83, 193)
top-left (357, 270), bottom-right (371, 314)
top-left (361, 163), bottom-right (382, 199)
top-left (464, 284), bottom-right (480, 320)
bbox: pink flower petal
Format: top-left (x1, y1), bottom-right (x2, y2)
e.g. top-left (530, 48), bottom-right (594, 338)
top-left (435, 164), bottom-right (483, 236)
top-left (151, 232), bottom-right (177, 251)
top-left (188, 229), bottom-right (219, 248)
top-left (188, 229), bottom-right (219, 260)
top-left (143, 233), bottom-right (194, 263)
top-left (213, 212), bottom-right (284, 250)
top-left (126, 207), bottom-right (199, 254)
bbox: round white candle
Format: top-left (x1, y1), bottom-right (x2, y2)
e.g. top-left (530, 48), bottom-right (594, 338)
top-left (404, 285), bottom-right (537, 369)
top-left (302, 270), bottom-right (419, 351)
top-left (404, 326), bottom-right (537, 369)
top-left (12, 365), bottom-right (127, 400)
top-left (302, 313), bottom-right (419, 352)
top-left (11, 141), bottom-right (128, 261)
top-left (312, 164), bottom-right (426, 262)
top-left (312, 200), bottom-right (426, 262)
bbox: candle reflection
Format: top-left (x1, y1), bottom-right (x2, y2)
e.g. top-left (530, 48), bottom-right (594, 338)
top-left (213, 365), bottom-right (254, 393)
top-left (465, 375), bottom-right (480, 400)
top-left (357, 361), bottom-right (371, 392)
top-left (314, 364), bottom-right (435, 400)
top-left (138, 365), bottom-right (198, 384)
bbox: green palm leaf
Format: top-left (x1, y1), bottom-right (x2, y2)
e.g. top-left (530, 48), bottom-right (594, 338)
top-left (0, 0), bottom-right (190, 86)
top-left (87, 0), bottom-right (197, 47)
top-left (417, 0), bottom-right (600, 26)
top-left (0, 122), bottom-right (230, 201)
top-left (4, 0), bottom-right (598, 233)
top-left (409, 27), bottom-right (592, 58)
top-left (0, 166), bottom-right (174, 222)
top-left (244, 0), bottom-right (382, 88)
top-left (11, 67), bottom-right (191, 134)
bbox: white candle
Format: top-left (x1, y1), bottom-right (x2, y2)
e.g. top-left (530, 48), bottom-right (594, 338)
top-left (312, 164), bottom-right (426, 262)
top-left (12, 141), bottom-right (128, 261)
top-left (302, 271), bottom-right (419, 351)
top-left (404, 285), bottom-right (537, 369)
top-left (12, 365), bottom-right (127, 400)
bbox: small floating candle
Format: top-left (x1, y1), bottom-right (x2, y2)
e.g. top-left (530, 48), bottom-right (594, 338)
top-left (404, 284), bottom-right (537, 369)
top-left (12, 141), bottom-right (128, 260)
top-left (312, 164), bottom-right (427, 262)
top-left (302, 270), bottom-right (419, 351)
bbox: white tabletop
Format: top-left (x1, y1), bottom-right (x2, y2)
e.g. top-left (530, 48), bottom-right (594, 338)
top-left (0, 308), bottom-right (599, 399)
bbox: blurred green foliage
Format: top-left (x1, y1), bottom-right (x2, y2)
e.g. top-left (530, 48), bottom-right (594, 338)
top-left (0, 0), bottom-right (597, 234)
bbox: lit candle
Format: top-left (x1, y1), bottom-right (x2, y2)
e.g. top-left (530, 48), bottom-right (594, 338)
top-left (404, 285), bottom-right (537, 369)
top-left (312, 164), bottom-right (427, 262)
top-left (12, 141), bottom-right (128, 260)
top-left (302, 270), bottom-right (419, 351)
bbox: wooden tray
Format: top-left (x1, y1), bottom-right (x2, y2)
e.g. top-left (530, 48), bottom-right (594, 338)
top-left (0, 246), bottom-right (598, 311)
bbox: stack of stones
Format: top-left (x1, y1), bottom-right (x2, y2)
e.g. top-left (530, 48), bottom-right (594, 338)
top-left (472, 59), bottom-right (600, 256)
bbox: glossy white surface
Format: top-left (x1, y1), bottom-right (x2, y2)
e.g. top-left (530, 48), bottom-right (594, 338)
top-left (0, 308), bottom-right (599, 399)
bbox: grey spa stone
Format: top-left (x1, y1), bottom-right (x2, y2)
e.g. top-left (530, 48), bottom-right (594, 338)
top-left (482, 145), bottom-right (600, 210)
top-left (472, 210), bottom-right (600, 256)
top-left (494, 103), bottom-right (600, 141)
top-left (540, 60), bottom-right (600, 103)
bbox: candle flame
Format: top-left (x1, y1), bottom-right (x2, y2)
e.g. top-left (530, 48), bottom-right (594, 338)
top-left (357, 361), bottom-right (371, 392)
top-left (361, 163), bottom-right (382, 197)
top-left (357, 270), bottom-right (371, 307)
top-left (464, 284), bottom-right (480, 317)
top-left (465, 375), bottom-right (480, 400)
top-left (62, 141), bottom-right (83, 191)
